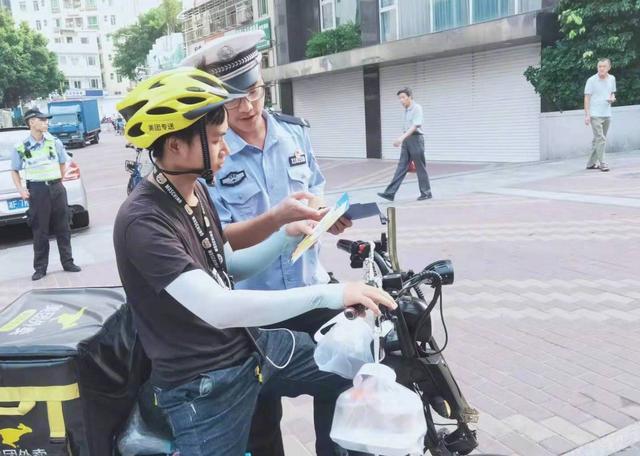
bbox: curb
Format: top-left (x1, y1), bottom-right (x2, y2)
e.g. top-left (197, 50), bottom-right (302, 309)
top-left (563, 422), bottom-right (640, 456)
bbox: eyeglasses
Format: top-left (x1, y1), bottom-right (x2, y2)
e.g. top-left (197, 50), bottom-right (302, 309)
top-left (226, 85), bottom-right (268, 110)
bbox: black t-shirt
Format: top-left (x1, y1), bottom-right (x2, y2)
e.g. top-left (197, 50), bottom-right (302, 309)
top-left (113, 179), bottom-right (252, 388)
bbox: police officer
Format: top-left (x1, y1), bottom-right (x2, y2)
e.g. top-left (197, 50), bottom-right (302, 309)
top-left (10, 108), bottom-right (81, 281)
top-left (182, 31), bottom-right (354, 455)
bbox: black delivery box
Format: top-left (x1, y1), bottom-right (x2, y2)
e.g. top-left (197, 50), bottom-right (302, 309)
top-left (0, 287), bottom-right (150, 456)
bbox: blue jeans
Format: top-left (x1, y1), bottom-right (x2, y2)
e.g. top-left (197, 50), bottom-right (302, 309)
top-left (154, 329), bottom-right (351, 456)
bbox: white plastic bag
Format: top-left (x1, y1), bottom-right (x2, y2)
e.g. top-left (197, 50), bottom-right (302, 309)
top-left (314, 312), bottom-right (375, 379)
top-left (330, 363), bottom-right (428, 456)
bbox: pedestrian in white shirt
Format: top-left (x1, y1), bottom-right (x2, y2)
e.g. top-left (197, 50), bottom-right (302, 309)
top-left (584, 58), bottom-right (616, 172)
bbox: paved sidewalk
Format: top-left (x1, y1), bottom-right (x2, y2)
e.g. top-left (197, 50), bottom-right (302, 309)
top-left (1, 138), bottom-right (639, 455)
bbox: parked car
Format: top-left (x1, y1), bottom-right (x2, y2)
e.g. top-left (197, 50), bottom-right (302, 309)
top-left (0, 127), bottom-right (90, 228)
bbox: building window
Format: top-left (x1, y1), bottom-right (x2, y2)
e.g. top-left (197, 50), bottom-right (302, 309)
top-left (70, 56), bottom-right (79, 65)
top-left (110, 72), bottom-right (114, 80)
top-left (90, 78), bottom-right (99, 88)
top-left (66, 36), bottom-right (73, 43)
top-left (73, 80), bottom-right (81, 89)
top-left (19, 1), bottom-right (26, 10)
top-left (472, 0), bottom-right (513, 23)
top-left (116, 73), bottom-right (122, 83)
top-left (51, 0), bottom-right (59, 11)
top-left (81, 37), bottom-right (89, 44)
top-left (33, 1), bottom-right (39, 11)
top-left (320, 0), bottom-right (335, 31)
top-left (65, 17), bottom-right (74, 27)
top-left (87, 55), bottom-right (96, 65)
top-left (36, 20), bottom-right (42, 30)
top-left (43, 19), bottom-right (48, 26)
top-left (54, 36), bottom-right (62, 43)
top-left (85, 0), bottom-right (96, 9)
top-left (257, 0), bottom-right (268, 16)
top-left (110, 15), bottom-right (116, 25)
top-left (87, 16), bottom-right (98, 29)
top-left (108, 53), bottom-right (112, 61)
top-left (63, 0), bottom-right (71, 7)
top-left (103, 15), bottom-right (108, 22)
top-left (75, 17), bottom-right (83, 27)
top-left (380, 0), bottom-right (398, 42)
top-left (59, 55), bottom-right (67, 64)
top-left (433, 0), bottom-right (470, 31)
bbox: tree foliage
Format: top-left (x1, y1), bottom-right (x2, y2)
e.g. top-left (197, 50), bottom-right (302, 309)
top-left (525, 0), bottom-right (640, 112)
top-left (112, 0), bottom-right (182, 80)
top-left (0, 9), bottom-right (65, 107)
top-left (306, 23), bottom-right (362, 59)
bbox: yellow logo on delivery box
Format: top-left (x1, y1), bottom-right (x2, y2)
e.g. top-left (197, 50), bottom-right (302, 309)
top-left (0, 423), bottom-right (32, 448)
top-left (0, 310), bottom-right (37, 333)
top-left (56, 307), bottom-right (86, 330)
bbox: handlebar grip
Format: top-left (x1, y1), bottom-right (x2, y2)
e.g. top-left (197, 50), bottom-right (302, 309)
top-left (336, 239), bottom-right (354, 253)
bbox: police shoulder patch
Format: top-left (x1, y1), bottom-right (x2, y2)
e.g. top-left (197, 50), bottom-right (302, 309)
top-left (220, 170), bottom-right (247, 187)
top-left (271, 111), bottom-right (310, 128)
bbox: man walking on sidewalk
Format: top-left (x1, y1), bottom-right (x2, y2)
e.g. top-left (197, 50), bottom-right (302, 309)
top-left (585, 58), bottom-right (616, 172)
top-left (378, 87), bottom-right (432, 201)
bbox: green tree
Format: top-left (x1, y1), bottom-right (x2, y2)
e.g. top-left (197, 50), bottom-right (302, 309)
top-left (306, 23), bottom-right (362, 59)
top-left (525, 0), bottom-right (640, 112)
top-left (113, 0), bottom-right (182, 80)
top-left (0, 10), bottom-right (65, 107)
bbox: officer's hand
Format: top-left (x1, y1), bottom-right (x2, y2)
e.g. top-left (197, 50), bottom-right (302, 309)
top-left (19, 188), bottom-right (30, 200)
top-left (285, 220), bottom-right (317, 237)
top-left (272, 192), bottom-right (328, 227)
top-left (328, 216), bottom-right (353, 235)
top-left (343, 282), bottom-right (396, 316)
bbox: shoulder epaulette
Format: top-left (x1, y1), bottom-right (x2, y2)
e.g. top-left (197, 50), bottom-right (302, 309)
top-left (271, 111), bottom-right (310, 128)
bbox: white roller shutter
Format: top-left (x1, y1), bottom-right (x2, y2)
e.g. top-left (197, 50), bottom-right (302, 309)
top-left (379, 44), bottom-right (541, 162)
top-left (292, 69), bottom-right (367, 159)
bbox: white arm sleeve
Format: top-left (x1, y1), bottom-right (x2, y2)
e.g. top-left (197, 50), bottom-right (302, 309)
top-left (165, 269), bottom-right (345, 328)
top-left (224, 229), bottom-right (297, 282)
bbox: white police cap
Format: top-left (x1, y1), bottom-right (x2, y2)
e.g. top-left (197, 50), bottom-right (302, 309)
top-left (181, 30), bottom-right (265, 90)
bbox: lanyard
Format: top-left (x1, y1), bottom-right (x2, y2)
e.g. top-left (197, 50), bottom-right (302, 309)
top-left (152, 167), bottom-right (231, 290)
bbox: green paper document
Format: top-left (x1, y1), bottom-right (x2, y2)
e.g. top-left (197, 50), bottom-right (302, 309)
top-left (291, 193), bottom-right (350, 263)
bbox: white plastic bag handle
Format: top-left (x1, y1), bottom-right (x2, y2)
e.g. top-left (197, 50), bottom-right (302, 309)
top-left (313, 312), bottom-right (349, 342)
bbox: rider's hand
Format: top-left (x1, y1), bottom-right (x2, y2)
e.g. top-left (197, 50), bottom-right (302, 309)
top-left (285, 220), bottom-right (317, 237)
top-left (271, 192), bottom-right (328, 227)
top-left (19, 188), bottom-right (30, 200)
top-left (343, 282), bottom-right (396, 316)
top-left (328, 216), bottom-right (353, 235)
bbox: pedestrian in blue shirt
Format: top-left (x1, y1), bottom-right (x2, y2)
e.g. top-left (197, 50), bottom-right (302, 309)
top-left (182, 30), bottom-right (354, 456)
top-left (10, 108), bottom-right (81, 280)
top-left (584, 58), bottom-right (616, 172)
top-left (378, 87), bottom-right (432, 201)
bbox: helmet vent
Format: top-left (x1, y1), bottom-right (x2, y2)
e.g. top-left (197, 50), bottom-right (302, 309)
top-left (178, 97), bottom-right (206, 105)
top-left (190, 74), bottom-right (217, 87)
top-left (147, 107), bottom-right (177, 115)
top-left (119, 100), bottom-right (148, 121)
top-left (149, 81), bottom-right (164, 89)
top-left (127, 122), bottom-right (145, 137)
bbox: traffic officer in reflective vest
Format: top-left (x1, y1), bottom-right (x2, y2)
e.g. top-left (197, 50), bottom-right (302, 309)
top-left (182, 31), bottom-right (353, 455)
top-left (10, 108), bottom-right (81, 281)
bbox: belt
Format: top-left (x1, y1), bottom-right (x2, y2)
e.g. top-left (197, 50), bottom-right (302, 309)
top-left (27, 179), bottom-right (62, 186)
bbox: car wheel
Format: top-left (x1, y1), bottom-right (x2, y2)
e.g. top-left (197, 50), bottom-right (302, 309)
top-left (72, 210), bottom-right (90, 228)
top-left (91, 133), bottom-right (100, 144)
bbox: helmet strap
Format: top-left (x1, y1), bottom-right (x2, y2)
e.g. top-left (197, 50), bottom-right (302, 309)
top-left (146, 120), bottom-right (215, 184)
top-left (199, 121), bottom-right (214, 185)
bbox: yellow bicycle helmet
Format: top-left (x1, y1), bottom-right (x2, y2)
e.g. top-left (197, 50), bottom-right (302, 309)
top-left (116, 67), bottom-right (244, 149)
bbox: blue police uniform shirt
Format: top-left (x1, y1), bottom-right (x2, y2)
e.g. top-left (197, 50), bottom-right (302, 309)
top-left (10, 132), bottom-right (67, 172)
top-left (208, 110), bottom-right (330, 291)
